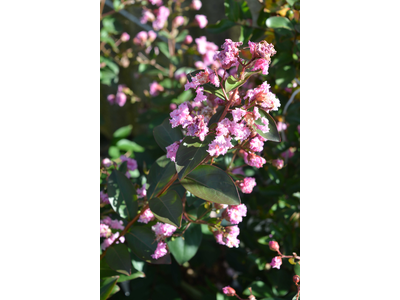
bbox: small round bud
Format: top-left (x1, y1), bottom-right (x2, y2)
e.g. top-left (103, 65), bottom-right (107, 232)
top-left (293, 275), bottom-right (300, 284)
top-left (269, 240), bottom-right (280, 252)
top-left (248, 295), bottom-right (256, 300)
top-left (222, 286), bottom-right (236, 296)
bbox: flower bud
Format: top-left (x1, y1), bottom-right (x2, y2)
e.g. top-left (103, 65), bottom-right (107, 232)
top-left (184, 35), bottom-right (193, 44)
top-left (120, 32), bottom-right (130, 42)
top-left (222, 286), bottom-right (236, 296)
top-left (268, 241), bottom-right (280, 252)
top-left (248, 295), bottom-right (256, 300)
top-left (293, 275), bottom-right (300, 284)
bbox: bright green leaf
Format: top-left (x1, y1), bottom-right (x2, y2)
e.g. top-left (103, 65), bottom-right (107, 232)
top-left (266, 16), bottom-right (294, 30)
top-left (168, 223), bottom-right (202, 265)
top-left (113, 125), bottom-right (133, 138)
top-left (116, 139), bottom-right (145, 152)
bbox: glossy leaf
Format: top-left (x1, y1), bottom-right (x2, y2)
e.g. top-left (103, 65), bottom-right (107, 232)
top-left (253, 108), bottom-right (281, 142)
top-left (175, 134), bottom-right (215, 180)
top-left (186, 70), bottom-right (226, 100)
top-left (153, 118), bottom-right (183, 153)
top-left (147, 155), bottom-right (177, 200)
top-left (116, 139), bottom-right (145, 152)
top-left (126, 226), bottom-right (171, 264)
top-left (168, 223), bottom-right (202, 265)
top-left (100, 276), bottom-right (119, 300)
top-left (113, 125), bottom-right (133, 138)
top-left (107, 170), bottom-right (138, 220)
top-left (149, 190), bottom-right (183, 227)
top-left (224, 71), bottom-right (261, 94)
top-left (266, 16), bottom-right (294, 30)
top-left (180, 165), bottom-right (241, 205)
top-left (105, 243), bottom-right (131, 276)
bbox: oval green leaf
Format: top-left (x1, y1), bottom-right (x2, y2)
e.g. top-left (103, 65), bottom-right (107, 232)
top-left (126, 226), bottom-right (171, 264)
top-left (147, 155), bottom-right (177, 200)
top-left (252, 108), bottom-right (281, 142)
top-left (224, 71), bottom-right (261, 94)
top-left (107, 170), bottom-right (138, 220)
top-left (167, 223), bottom-right (202, 265)
top-left (104, 243), bottom-right (131, 276)
top-left (153, 118), bottom-right (183, 153)
top-left (100, 276), bottom-right (119, 300)
top-left (149, 190), bottom-right (183, 227)
top-left (113, 125), bottom-right (133, 138)
top-left (266, 16), bottom-right (294, 30)
top-left (180, 165), bottom-right (241, 205)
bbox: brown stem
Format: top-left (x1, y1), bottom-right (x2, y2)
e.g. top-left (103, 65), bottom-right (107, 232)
top-left (100, 0), bottom-right (106, 18)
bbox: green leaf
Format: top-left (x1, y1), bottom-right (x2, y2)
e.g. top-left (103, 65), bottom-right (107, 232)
top-left (107, 169), bottom-right (138, 220)
top-left (126, 226), bottom-right (171, 264)
top-left (147, 155), bottom-right (177, 200)
top-left (207, 19), bottom-right (236, 34)
top-left (117, 271), bottom-right (145, 282)
top-left (175, 134), bottom-right (215, 180)
top-left (208, 106), bottom-right (225, 127)
top-left (243, 281), bottom-right (274, 298)
top-left (252, 108), bottom-right (281, 142)
top-left (168, 223), bottom-right (202, 265)
top-left (224, 71), bottom-right (260, 94)
top-left (149, 190), bottom-right (183, 227)
top-left (187, 70), bottom-right (226, 100)
top-left (176, 29), bottom-right (188, 43)
top-left (153, 118), bottom-right (183, 153)
top-left (116, 139), bottom-right (145, 152)
top-left (266, 16), bottom-right (294, 30)
top-left (275, 65), bottom-right (296, 87)
top-left (156, 42), bottom-right (170, 58)
top-left (180, 165), bottom-right (241, 205)
top-left (100, 276), bottom-right (119, 300)
top-left (113, 125), bottom-right (133, 138)
top-left (240, 25), bottom-right (253, 44)
top-left (105, 244), bottom-right (131, 276)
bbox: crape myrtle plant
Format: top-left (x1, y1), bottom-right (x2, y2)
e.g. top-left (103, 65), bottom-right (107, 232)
top-left (100, 1), bottom-right (300, 299)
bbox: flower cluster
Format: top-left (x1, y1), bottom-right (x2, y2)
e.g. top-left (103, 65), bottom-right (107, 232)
top-left (120, 155), bottom-right (138, 178)
top-left (151, 222), bottom-right (177, 259)
top-left (100, 191), bottom-right (109, 204)
top-left (107, 84), bottom-right (128, 107)
top-left (100, 217), bottom-right (126, 250)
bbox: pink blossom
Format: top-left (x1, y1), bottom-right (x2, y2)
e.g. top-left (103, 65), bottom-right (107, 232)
top-left (184, 35), bottom-right (193, 44)
top-left (231, 167), bottom-right (245, 176)
top-left (172, 16), bottom-right (185, 27)
top-left (281, 148), bottom-right (295, 159)
top-left (214, 231), bottom-right (225, 245)
top-left (276, 121), bottom-right (287, 132)
top-left (100, 191), bottom-right (110, 204)
top-left (137, 185), bottom-right (147, 199)
top-left (148, 30), bottom-right (157, 42)
top-left (229, 122), bottom-right (251, 141)
top-left (107, 94), bottom-right (115, 105)
top-left (243, 152), bottom-right (266, 168)
top-left (152, 222), bottom-right (177, 239)
top-left (195, 36), bottom-right (218, 66)
top-left (238, 177), bottom-right (257, 194)
top-left (207, 135), bottom-right (233, 157)
top-left (223, 204), bottom-right (247, 224)
top-left (232, 108), bottom-right (246, 123)
top-left (140, 10), bottom-right (155, 24)
top-left (249, 136), bottom-right (264, 152)
top-left (120, 156), bottom-right (138, 171)
top-left (151, 241), bottom-right (168, 259)
top-left (120, 32), bottom-right (130, 42)
top-left (149, 81), bottom-right (164, 96)
top-left (272, 159), bottom-right (284, 169)
top-left (100, 223), bottom-right (111, 238)
top-left (224, 225), bottom-right (241, 248)
top-left (133, 31), bottom-right (148, 46)
top-left (214, 39), bottom-right (243, 69)
top-left (194, 15), bottom-right (208, 28)
top-left (270, 256), bottom-right (282, 269)
top-left (190, 0), bottom-right (202, 10)
top-left (169, 103), bottom-right (177, 110)
top-left (166, 140), bottom-right (181, 162)
top-left (252, 58), bottom-right (270, 75)
top-left (138, 208), bottom-right (155, 224)
top-left (255, 117), bottom-right (270, 133)
top-left (193, 86), bottom-right (208, 103)
top-left (101, 216), bottom-right (124, 230)
top-left (185, 69), bottom-right (210, 91)
top-left (115, 92), bottom-right (127, 107)
top-left (101, 232), bottom-right (125, 250)
top-left (215, 118), bottom-right (231, 136)
top-left (169, 102), bottom-right (192, 128)
top-left (153, 6), bottom-right (170, 31)
top-left (248, 40), bottom-right (276, 62)
top-left (208, 72), bottom-right (220, 87)
top-left (149, 0), bottom-right (163, 6)
top-left (244, 82), bottom-right (280, 113)
top-left (269, 241), bottom-right (280, 252)
top-left (102, 158), bottom-right (112, 168)
top-left (186, 115), bottom-right (209, 141)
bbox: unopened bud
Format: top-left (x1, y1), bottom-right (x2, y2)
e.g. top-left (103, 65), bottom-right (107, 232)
top-left (293, 275), bottom-right (300, 284)
top-left (222, 286), bottom-right (236, 296)
top-left (248, 295), bottom-right (256, 300)
top-left (269, 240), bottom-right (280, 252)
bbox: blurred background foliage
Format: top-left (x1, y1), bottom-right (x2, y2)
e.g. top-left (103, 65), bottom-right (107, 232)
top-left (100, 0), bottom-right (299, 299)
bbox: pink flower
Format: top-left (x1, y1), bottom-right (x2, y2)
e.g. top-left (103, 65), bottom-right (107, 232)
top-left (186, 115), bottom-right (209, 141)
top-left (270, 256), bottom-right (282, 269)
top-left (255, 117), bottom-right (270, 133)
top-left (195, 36), bottom-right (218, 66)
top-left (252, 58), bottom-right (270, 75)
top-left (194, 15), bottom-right (208, 28)
top-left (100, 223), bottom-right (111, 238)
top-left (249, 136), bottom-right (264, 152)
top-left (120, 32), bottom-right (130, 42)
top-left (281, 148), bottom-right (295, 159)
top-left (239, 177), bottom-right (257, 194)
top-left (215, 118), bottom-right (231, 136)
top-left (248, 40), bottom-right (276, 62)
top-left (222, 286), bottom-right (236, 296)
top-left (101, 232), bottom-right (125, 250)
top-left (243, 152), bottom-right (266, 168)
top-left (229, 122), bottom-right (251, 141)
top-left (137, 185), bottom-right (147, 198)
top-left (100, 191), bottom-right (110, 204)
top-left (184, 35), bottom-right (193, 44)
top-left (133, 31), bottom-right (148, 46)
top-left (185, 69), bottom-right (210, 91)
top-left (272, 159), bottom-right (284, 169)
top-left (149, 0), bottom-right (163, 6)
top-left (101, 216), bottom-right (124, 230)
top-left (166, 140), bottom-right (181, 162)
top-left (148, 30), bottom-right (157, 42)
top-left (115, 92), bottom-right (127, 107)
top-left (244, 82), bottom-right (281, 113)
top-left (120, 156), bottom-right (138, 171)
top-left (269, 241), bottom-right (280, 252)
top-left (169, 103), bottom-right (177, 110)
top-left (207, 135), bottom-right (233, 157)
top-left (232, 108), bottom-right (246, 123)
top-left (214, 39), bottom-right (243, 69)
top-left (152, 222), bottom-right (177, 239)
top-left (172, 16), bottom-right (185, 27)
top-left (214, 231), bottom-right (225, 245)
top-left (107, 94), bottom-right (115, 105)
top-left (223, 204), bottom-right (247, 224)
top-left (208, 72), bottom-right (220, 87)
top-left (138, 208), bottom-right (155, 224)
top-left (193, 86), bottom-right (208, 103)
top-left (140, 10), bottom-right (155, 24)
top-left (276, 121), bottom-right (287, 132)
top-left (149, 81), bottom-right (164, 96)
top-left (169, 102), bottom-right (193, 128)
top-left (231, 167), bottom-right (245, 176)
top-left (153, 6), bottom-right (170, 31)
top-left (102, 158), bottom-right (112, 168)
top-left (151, 241), bottom-right (168, 259)
top-left (190, 0), bottom-right (202, 10)
top-left (225, 225), bottom-right (241, 248)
